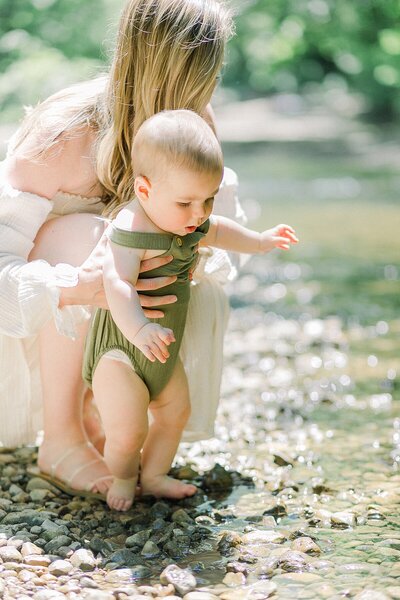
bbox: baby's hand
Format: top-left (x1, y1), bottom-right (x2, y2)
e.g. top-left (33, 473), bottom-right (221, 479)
top-left (133, 323), bottom-right (175, 363)
top-left (260, 224), bottom-right (298, 253)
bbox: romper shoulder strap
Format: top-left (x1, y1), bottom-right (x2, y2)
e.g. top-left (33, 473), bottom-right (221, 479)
top-left (108, 224), bottom-right (172, 250)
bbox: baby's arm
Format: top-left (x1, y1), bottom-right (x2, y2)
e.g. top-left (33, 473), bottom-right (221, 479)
top-left (202, 216), bottom-right (298, 254)
top-left (103, 241), bottom-right (175, 363)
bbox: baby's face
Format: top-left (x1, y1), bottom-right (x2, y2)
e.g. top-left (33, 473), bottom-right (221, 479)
top-left (145, 167), bottom-right (222, 236)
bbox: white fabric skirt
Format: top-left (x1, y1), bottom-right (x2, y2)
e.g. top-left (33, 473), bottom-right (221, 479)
top-left (0, 167), bottom-right (243, 447)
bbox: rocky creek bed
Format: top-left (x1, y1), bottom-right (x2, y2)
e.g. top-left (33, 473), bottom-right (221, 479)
top-left (1, 245), bottom-right (399, 600)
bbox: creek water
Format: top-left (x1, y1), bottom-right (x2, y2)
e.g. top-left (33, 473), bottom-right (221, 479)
top-left (178, 133), bottom-right (400, 597)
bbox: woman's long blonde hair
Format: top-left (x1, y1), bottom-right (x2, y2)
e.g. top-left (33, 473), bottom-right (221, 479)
top-left (11, 0), bottom-right (234, 214)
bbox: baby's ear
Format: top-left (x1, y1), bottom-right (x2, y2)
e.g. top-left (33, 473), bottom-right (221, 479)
top-left (134, 175), bottom-right (151, 201)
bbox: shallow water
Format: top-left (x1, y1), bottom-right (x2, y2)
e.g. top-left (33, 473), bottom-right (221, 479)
top-left (178, 134), bottom-right (400, 597)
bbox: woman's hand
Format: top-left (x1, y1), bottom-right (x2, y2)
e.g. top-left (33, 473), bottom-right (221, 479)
top-left (60, 235), bottom-right (177, 317)
top-left (136, 255), bottom-right (177, 318)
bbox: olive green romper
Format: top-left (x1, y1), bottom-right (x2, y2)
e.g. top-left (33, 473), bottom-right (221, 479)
top-left (82, 219), bottom-right (210, 397)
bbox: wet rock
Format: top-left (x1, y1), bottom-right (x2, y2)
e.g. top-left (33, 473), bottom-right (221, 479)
top-left (44, 535), bottom-right (72, 554)
top-left (149, 501), bottom-right (171, 520)
top-left (353, 591), bottom-right (390, 600)
top-left (89, 536), bottom-right (113, 555)
top-left (26, 477), bottom-right (59, 494)
top-left (223, 572), bottom-right (246, 586)
top-left (108, 549), bottom-right (141, 567)
top-left (331, 511), bottom-right (356, 528)
top-left (23, 554), bottom-right (51, 567)
top-left (226, 561), bottom-right (249, 576)
top-left (48, 559), bottom-right (73, 576)
top-left (171, 508), bottom-right (194, 526)
top-left (273, 452), bottom-right (294, 467)
top-left (160, 564), bottom-right (197, 595)
top-left (262, 500), bottom-right (287, 518)
top-left (70, 548), bottom-right (97, 571)
top-left (217, 531), bottom-right (242, 556)
top-left (183, 593), bottom-right (219, 600)
top-left (29, 489), bottom-right (54, 502)
top-left (141, 540), bottom-right (161, 558)
top-left (203, 464), bottom-right (233, 491)
top-left (290, 537), bottom-right (321, 555)
top-left (104, 568), bottom-right (134, 583)
top-left (127, 565), bottom-right (151, 579)
top-left (277, 550), bottom-right (310, 572)
top-left (83, 591), bottom-right (115, 600)
top-left (0, 546), bottom-right (23, 562)
top-left (126, 529), bottom-right (152, 549)
top-left (242, 530), bottom-right (286, 544)
top-left (172, 466), bottom-right (199, 480)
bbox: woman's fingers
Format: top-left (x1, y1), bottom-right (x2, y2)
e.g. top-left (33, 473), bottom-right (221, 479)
top-left (138, 293), bottom-right (177, 307)
top-left (138, 254), bottom-right (173, 274)
top-left (136, 275), bottom-right (177, 292)
top-left (143, 309), bottom-right (165, 319)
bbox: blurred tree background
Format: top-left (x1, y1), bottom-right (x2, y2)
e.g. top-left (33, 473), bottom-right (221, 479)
top-left (1, 0), bottom-right (399, 125)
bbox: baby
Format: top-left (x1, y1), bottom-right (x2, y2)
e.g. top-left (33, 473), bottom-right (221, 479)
top-left (83, 109), bottom-right (298, 510)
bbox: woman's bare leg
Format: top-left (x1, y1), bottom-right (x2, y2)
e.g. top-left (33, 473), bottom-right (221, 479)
top-left (30, 213), bottom-right (109, 494)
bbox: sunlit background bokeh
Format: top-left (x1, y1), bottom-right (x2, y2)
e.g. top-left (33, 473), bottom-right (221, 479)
top-left (1, 2), bottom-right (400, 593)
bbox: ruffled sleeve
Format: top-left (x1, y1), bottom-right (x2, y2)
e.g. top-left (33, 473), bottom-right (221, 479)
top-left (0, 174), bottom-right (86, 339)
top-left (193, 166), bottom-right (247, 284)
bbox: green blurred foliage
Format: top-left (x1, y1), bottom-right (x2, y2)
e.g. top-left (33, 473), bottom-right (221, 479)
top-left (226, 0), bottom-right (400, 119)
top-left (0, 0), bottom-right (122, 123)
top-left (1, 0), bottom-right (399, 124)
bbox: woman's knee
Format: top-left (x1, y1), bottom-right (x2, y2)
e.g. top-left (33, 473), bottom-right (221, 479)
top-left (29, 213), bottom-right (106, 266)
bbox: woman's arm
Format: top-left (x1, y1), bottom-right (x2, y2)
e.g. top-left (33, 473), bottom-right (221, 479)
top-left (202, 216), bottom-right (298, 254)
top-left (0, 137), bottom-right (177, 337)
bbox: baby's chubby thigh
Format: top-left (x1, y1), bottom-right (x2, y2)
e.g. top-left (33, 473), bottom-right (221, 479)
top-left (29, 212), bottom-right (107, 266)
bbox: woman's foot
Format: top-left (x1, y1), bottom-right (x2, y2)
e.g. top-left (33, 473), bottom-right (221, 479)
top-left (38, 440), bottom-right (112, 496)
top-left (107, 477), bottom-right (137, 511)
top-left (141, 475), bottom-right (197, 499)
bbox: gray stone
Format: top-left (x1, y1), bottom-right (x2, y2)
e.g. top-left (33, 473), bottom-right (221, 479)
top-left (171, 509), bottom-right (194, 526)
top-left (26, 478), bottom-right (60, 494)
top-left (70, 548), bottom-right (97, 571)
top-left (184, 594), bottom-right (220, 600)
top-left (242, 530), bottom-right (286, 544)
top-left (83, 592), bottom-right (115, 600)
top-left (125, 529), bottom-right (152, 549)
top-left (44, 535), bottom-right (73, 554)
top-left (48, 559), bottom-right (73, 576)
top-left (21, 542), bottom-right (43, 557)
top-left (160, 564), bottom-right (197, 595)
top-left (0, 546), bottom-right (23, 562)
top-left (290, 537), bottom-right (321, 555)
top-left (141, 540), bottom-right (161, 558)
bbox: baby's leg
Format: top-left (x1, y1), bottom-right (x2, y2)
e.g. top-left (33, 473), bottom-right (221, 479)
top-left (92, 355), bottom-right (150, 511)
top-left (140, 359), bottom-right (197, 499)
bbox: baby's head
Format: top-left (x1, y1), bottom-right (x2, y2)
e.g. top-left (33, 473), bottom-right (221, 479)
top-left (132, 110), bottom-right (223, 236)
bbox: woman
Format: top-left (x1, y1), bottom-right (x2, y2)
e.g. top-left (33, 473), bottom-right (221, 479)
top-left (0, 0), bottom-right (244, 497)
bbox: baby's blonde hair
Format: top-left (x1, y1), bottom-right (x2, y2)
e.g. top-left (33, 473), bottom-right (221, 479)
top-left (10, 0), bottom-right (233, 214)
top-left (132, 110), bottom-right (224, 183)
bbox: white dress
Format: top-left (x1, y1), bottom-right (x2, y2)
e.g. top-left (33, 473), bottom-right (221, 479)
top-left (0, 165), bottom-right (245, 447)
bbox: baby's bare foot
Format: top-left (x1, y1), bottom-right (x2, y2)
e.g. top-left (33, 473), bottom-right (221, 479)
top-left (141, 475), bottom-right (197, 499)
top-left (107, 477), bottom-right (137, 511)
